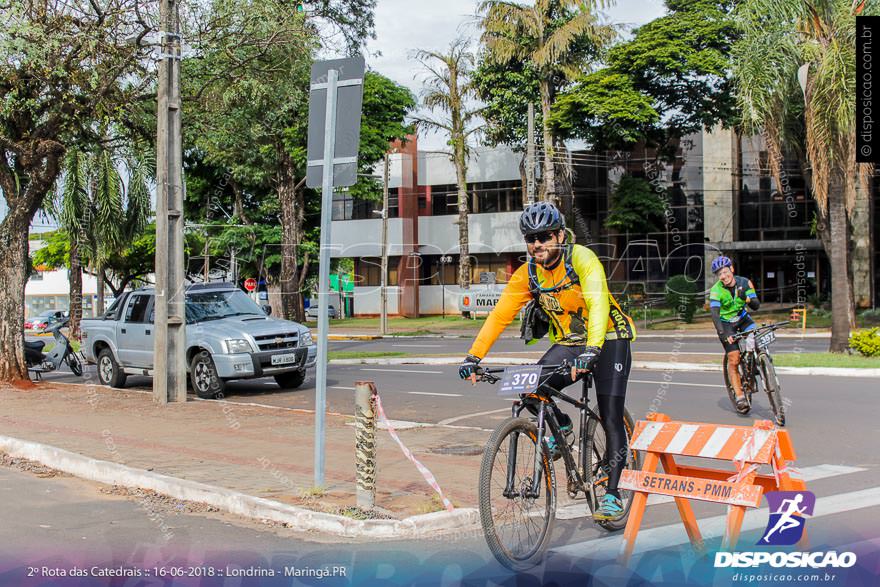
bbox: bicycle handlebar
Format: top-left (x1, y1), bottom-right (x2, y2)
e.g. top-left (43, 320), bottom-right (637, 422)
top-left (729, 320), bottom-right (791, 342)
top-left (475, 362), bottom-right (574, 385)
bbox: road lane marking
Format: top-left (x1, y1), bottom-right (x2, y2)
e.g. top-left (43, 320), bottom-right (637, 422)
top-left (636, 351), bottom-right (718, 356)
top-left (359, 368), bottom-right (444, 374)
top-left (554, 464), bottom-right (868, 520)
top-left (391, 344), bottom-right (446, 348)
top-left (629, 379), bottom-right (725, 389)
top-left (330, 386), bottom-right (356, 390)
top-left (409, 391), bottom-right (463, 397)
top-left (439, 407), bottom-right (511, 426)
top-left (552, 485), bottom-right (880, 560)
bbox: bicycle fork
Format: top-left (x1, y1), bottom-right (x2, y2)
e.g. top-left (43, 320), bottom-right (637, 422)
top-left (504, 401), bottom-right (544, 500)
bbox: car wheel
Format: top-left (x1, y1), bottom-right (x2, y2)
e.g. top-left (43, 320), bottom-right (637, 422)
top-left (97, 348), bottom-right (127, 388)
top-left (274, 370), bottom-right (307, 389)
top-left (190, 351), bottom-right (225, 399)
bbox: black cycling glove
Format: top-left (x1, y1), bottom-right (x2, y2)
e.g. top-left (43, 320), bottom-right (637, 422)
top-left (458, 354), bottom-right (481, 379)
top-left (574, 346), bottom-right (601, 371)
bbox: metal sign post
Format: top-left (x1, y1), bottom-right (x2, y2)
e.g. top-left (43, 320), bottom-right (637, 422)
top-left (306, 56), bottom-right (365, 488)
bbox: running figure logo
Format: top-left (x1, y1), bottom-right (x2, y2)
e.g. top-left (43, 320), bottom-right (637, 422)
top-left (760, 491), bottom-right (816, 546)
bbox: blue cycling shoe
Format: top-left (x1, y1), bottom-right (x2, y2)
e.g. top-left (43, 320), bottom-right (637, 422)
top-left (593, 493), bottom-right (624, 521)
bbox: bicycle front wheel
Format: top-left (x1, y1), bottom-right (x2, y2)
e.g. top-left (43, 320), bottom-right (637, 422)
top-left (585, 408), bottom-right (641, 531)
top-left (759, 353), bottom-right (785, 426)
top-left (478, 417), bottom-right (556, 571)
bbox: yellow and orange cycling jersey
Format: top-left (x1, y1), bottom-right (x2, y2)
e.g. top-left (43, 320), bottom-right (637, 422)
top-left (468, 244), bottom-right (636, 359)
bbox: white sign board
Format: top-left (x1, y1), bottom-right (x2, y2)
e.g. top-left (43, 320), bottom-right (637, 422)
top-left (460, 289), bottom-right (504, 312)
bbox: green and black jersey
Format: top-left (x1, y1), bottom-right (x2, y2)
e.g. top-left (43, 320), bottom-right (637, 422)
top-left (709, 276), bottom-right (757, 323)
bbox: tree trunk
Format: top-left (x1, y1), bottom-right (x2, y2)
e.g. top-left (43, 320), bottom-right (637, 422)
top-left (95, 264), bottom-right (105, 317)
top-left (278, 152), bottom-right (305, 322)
top-left (828, 172), bottom-right (855, 352)
top-left (0, 140), bottom-right (64, 384)
top-left (230, 179), bottom-right (251, 225)
top-left (555, 139), bottom-right (573, 226)
top-left (454, 145), bottom-right (471, 290)
top-left (68, 238), bottom-right (83, 338)
top-left (539, 79), bottom-right (557, 206)
top-left (0, 212), bottom-right (32, 383)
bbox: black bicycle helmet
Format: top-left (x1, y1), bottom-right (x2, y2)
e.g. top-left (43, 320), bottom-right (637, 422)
top-left (519, 202), bottom-right (565, 236)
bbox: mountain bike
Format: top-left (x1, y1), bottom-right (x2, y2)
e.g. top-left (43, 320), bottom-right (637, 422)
top-left (723, 321), bottom-right (788, 426)
top-left (475, 362), bottom-right (642, 570)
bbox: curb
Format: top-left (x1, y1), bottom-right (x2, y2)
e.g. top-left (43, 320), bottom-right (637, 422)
top-left (0, 435), bottom-right (479, 539)
top-left (327, 334), bottom-right (381, 341)
top-left (329, 357), bottom-right (880, 377)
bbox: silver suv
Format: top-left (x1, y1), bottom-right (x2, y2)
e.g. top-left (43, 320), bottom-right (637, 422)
top-left (80, 283), bottom-right (317, 398)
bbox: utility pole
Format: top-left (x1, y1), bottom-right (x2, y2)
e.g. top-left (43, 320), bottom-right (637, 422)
top-left (153, 0), bottom-right (187, 404)
top-left (526, 102), bottom-right (536, 204)
top-left (203, 237), bottom-right (209, 282)
top-left (380, 153), bottom-right (389, 336)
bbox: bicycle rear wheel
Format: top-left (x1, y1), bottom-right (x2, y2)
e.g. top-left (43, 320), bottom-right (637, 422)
top-left (759, 353), bottom-right (785, 426)
top-left (585, 408), bottom-right (641, 531)
top-left (478, 417), bottom-right (556, 571)
top-left (723, 354), bottom-right (751, 415)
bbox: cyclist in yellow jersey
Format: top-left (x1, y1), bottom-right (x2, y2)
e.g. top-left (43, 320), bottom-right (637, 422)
top-left (458, 202), bottom-right (636, 520)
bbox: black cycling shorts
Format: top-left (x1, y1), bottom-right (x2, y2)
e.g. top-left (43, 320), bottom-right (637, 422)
top-left (537, 339), bottom-right (632, 398)
top-left (720, 315), bottom-right (757, 353)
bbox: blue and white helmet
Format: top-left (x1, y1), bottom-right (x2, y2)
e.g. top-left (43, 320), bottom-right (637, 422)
top-left (711, 255), bottom-right (733, 274)
top-left (519, 202), bottom-right (565, 236)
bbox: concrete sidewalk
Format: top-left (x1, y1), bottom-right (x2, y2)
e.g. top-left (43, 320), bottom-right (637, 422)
top-left (0, 382), bottom-right (489, 538)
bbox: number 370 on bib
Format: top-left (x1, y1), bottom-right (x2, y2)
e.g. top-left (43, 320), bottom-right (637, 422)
top-left (497, 365), bottom-right (544, 396)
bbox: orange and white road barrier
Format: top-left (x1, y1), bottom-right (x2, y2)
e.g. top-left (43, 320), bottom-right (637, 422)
top-left (618, 412), bottom-right (806, 564)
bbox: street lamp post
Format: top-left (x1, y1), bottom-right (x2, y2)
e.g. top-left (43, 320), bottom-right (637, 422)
top-left (439, 255), bottom-right (452, 318)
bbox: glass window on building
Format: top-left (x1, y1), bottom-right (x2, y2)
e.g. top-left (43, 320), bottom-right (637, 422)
top-left (430, 181), bottom-right (524, 216)
top-left (470, 254), bottom-right (514, 284)
top-left (332, 193), bottom-right (384, 220)
top-left (738, 143), bottom-right (815, 241)
top-left (355, 257), bottom-right (399, 286)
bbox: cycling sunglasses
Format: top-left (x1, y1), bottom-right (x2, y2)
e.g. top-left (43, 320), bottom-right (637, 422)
top-left (524, 231), bottom-right (556, 244)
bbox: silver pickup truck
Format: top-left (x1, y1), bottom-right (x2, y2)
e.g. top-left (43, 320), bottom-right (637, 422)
top-left (80, 282), bottom-right (317, 398)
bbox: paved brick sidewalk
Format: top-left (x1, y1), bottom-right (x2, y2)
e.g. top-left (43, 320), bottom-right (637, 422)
top-left (0, 382), bottom-right (489, 518)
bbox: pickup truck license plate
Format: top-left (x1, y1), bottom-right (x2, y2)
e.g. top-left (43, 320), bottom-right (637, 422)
top-left (271, 353), bottom-right (298, 366)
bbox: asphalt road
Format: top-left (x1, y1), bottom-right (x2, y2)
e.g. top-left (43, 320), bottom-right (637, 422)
top-left (329, 333), bottom-right (833, 357)
top-left (2, 446), bottom-right (879, 586)
top-left (9, 334), bottom-right (880, 585)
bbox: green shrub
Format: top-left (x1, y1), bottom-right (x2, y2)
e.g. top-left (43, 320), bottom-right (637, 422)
top-left (665, 274), bottom-right (699, 323)
top-left (849, 328), bottom-right (880, 357)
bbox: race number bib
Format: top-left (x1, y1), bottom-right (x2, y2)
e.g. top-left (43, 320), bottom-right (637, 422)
top-left (497, 365), bottom-right (544, 397)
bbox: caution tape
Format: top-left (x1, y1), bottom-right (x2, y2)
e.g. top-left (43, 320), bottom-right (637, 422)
top-left (374, 395), bottom-right (455, 513)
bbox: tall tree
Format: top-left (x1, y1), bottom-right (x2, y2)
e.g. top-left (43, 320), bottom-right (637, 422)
top-left (49, 141), bottom-right (152, 335)
top-left (0, 1), bottom-right (153, 383)
top-left (731, 0), bottom-right (875, 351)
top-left (184, 0), bottom-right (316, 321)
top-left (413, 39), bottom-right (482, 290)
top-left (549, 0), bottom-right (739, 152)
top-left (479, 0), bottom-right (615, 204)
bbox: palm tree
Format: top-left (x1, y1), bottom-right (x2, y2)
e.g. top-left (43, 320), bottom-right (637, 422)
top-left (52, 143), bottom-right (152, 337)
top-left (413, 38), bottom-right (483, 290)
top-left (731, 0), bottom-right (875, 351)
top-left (479, 0), bottom-right (615, 205)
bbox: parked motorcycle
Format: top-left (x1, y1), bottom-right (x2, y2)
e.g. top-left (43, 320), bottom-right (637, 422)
top-left (24, 316), bottom-right (82, 379)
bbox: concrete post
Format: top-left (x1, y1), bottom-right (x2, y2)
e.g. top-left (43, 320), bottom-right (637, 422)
top-left (354, 381), bottom-right (377, 510)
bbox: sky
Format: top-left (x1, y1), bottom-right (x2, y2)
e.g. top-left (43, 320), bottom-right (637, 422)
top-left (364, 0), bottom-right (669, 149)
